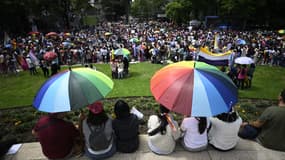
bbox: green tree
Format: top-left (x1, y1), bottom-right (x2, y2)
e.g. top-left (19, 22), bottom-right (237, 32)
top-left (165, 0), bottom-right (192, 24)
top-left (131, 0), bottom-right (168, 20)
top-left (219, 0), bottom-right (256, 29)
top-left (165, 1), bottom-right (184, 24)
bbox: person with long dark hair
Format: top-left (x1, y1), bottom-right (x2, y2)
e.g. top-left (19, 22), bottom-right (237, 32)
top-left (147, 105), bottom-right (181, 154)
top-left (79, 101), bottom-right (116, 159)
top-left (112, 100), bottom-right (141, 153)
top-left (208, 111), bottom-right (242, 151)
top-left (180, 116), bottom-right (209, 152)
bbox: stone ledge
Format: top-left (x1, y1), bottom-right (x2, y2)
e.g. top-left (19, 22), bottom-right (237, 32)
top-left (5, 135), bottom-right (285, 160)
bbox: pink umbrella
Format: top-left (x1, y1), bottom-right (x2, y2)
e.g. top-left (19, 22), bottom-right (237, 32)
top-left (46, 32), bottom-right (58, 37)
top-left (43, 51), bottom-right (57, 61)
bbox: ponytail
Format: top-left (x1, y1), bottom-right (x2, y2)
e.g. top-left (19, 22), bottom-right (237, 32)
top-left (195, 117), bottom-right (207, 134)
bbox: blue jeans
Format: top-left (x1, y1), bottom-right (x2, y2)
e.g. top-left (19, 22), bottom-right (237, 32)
top-left (85, 142), bottom-right (116, 160)
top-left (238, 124), bottom-right (260, 140)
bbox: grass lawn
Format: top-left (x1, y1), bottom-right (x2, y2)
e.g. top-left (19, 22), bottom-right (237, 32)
top-left (0, 62), bottom-right (284, 109)
top-left (0, 62), bottom-right (284, 143)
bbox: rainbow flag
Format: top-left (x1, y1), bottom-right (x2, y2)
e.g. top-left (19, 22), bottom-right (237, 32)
top-left (198, 47), bottom-right (232, 66)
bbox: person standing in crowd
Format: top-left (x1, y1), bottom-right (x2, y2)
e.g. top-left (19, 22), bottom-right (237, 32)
top-left (237, 64), bottom-right (247, 89)
top-left (50, 60), bottom-right (58, 76)
top-left (110, 59), bottom-right (117, 79)
top-left (238, 89), bottom-right (285, 151)
top-left (246, 63), bottom-right (255, 88)
top-left (180, 116), bottom-right (209, 152)
top-left (79, 102), bottom-right (116, 159)
top-left (25, 55), bottom-right (37, 75)
top-left (117, 59), bottom-right (124, 79)
top-left (208, 111), bottom-right (242, 151)
top-left (147, 105), bottom-right (181, 155)
top-left (112, 100), bottom-right (140, 153)
top-left (32, 112), bottom-right (81, 159)
top-left (123, 56), bottom-right (129, 77)
top-left (39, 60), bottom-right (49, 77)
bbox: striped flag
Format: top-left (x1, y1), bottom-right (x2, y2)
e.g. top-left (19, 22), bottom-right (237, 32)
top-left (198, 47), bottom-right (232, 66)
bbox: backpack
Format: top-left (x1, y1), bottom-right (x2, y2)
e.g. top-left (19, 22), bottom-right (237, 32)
top-left (88, 123), bottom-right (112, 151)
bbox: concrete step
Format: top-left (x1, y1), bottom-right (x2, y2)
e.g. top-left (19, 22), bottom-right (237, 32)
top-left (4, 135), bottom-right (285, 160)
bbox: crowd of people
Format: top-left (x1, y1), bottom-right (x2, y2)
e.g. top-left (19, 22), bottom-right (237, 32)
top-left (1, 21), bottom-right (285, 159)
top-left (1, 20), bottom-right (285, 78)
top-left (29, 88), bottom-right (285, 159)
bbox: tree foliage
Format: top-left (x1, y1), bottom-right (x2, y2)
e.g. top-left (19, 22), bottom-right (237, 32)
top-left (165, 0), bottom-right (192, 24)
top-left (131, 0), bottom-right (167, 20)
top-left (0, 0), bottom-right (90, 34)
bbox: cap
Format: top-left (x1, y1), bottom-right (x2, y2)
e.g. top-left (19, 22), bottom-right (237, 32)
top-left (88, 101), bottom-right (103, 114)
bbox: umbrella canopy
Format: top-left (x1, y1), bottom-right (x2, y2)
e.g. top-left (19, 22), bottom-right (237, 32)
top-left (43, 51), bottom-right (57, 61)
top-left (278, 29), bottom-right (285, 34)
top-left (130, 37), bottom-right (140, 43)
top-left (62, 41), bottom-right (73, 47)
top-left (234, 56), bottom-right (254, 64)
top-left (28, 31), bottom-right (40, 35)
top-left (33, 68), bottom-right (114, 113)
top-left (114, 48), bottom-right (130, 56)
top-left (46, 32), bottom-right (58, 37)
top-left (236, 39), bottom-right (246, 45)
top-left (150, 61), bottom-right (238, 117)
top-left (64, 32), bottom-right (71, 36)
top-left (104, 32), bottom-right (112, 36)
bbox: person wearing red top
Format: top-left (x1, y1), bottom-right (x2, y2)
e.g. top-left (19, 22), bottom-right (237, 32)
top-left (32, 112), bottom-right (80, 159)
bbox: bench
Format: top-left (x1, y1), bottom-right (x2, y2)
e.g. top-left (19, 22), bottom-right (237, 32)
top-left (4, 135), bottom-right (285, 160)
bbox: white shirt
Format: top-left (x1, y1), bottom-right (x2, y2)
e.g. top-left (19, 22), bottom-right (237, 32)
top-left (147, 115), bottom-right (181, 154)
top-left (181, 117), bottom-right (209, 149)
top-left (208, 116), bottom-right (242, 150)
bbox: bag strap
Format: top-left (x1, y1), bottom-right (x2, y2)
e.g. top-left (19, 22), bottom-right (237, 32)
top-left (88, 122), bottom-right (105, 133)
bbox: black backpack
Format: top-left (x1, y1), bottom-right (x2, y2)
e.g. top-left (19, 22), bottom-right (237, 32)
top-left (88, 123), bottom-right (112, 151)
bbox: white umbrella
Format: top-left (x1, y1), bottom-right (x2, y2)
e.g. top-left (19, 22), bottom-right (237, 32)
top-left (234, 57), bottom-right (254, 64)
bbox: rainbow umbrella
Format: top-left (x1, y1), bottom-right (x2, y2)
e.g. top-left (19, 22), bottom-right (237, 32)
top-left (114, 48), bottom-right (130, 57)
top-left (33, 68), bottom-right (114, 113)
top-left (150, 61), bottom-right (238, 117)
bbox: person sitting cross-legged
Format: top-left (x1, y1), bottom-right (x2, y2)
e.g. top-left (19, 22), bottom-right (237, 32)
top-left (238, 89), bottom-right (285, 151)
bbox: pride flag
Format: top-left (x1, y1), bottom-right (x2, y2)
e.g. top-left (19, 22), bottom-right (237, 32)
top-left (198, 47), bottom-right (232, 66)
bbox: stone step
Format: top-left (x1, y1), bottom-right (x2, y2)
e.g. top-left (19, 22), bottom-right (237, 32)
top-left (4, 135), bottom-right (285, 160)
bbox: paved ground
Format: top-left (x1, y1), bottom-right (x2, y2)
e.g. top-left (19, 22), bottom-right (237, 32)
top-left (4, 135), bottom-right (285, 160)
